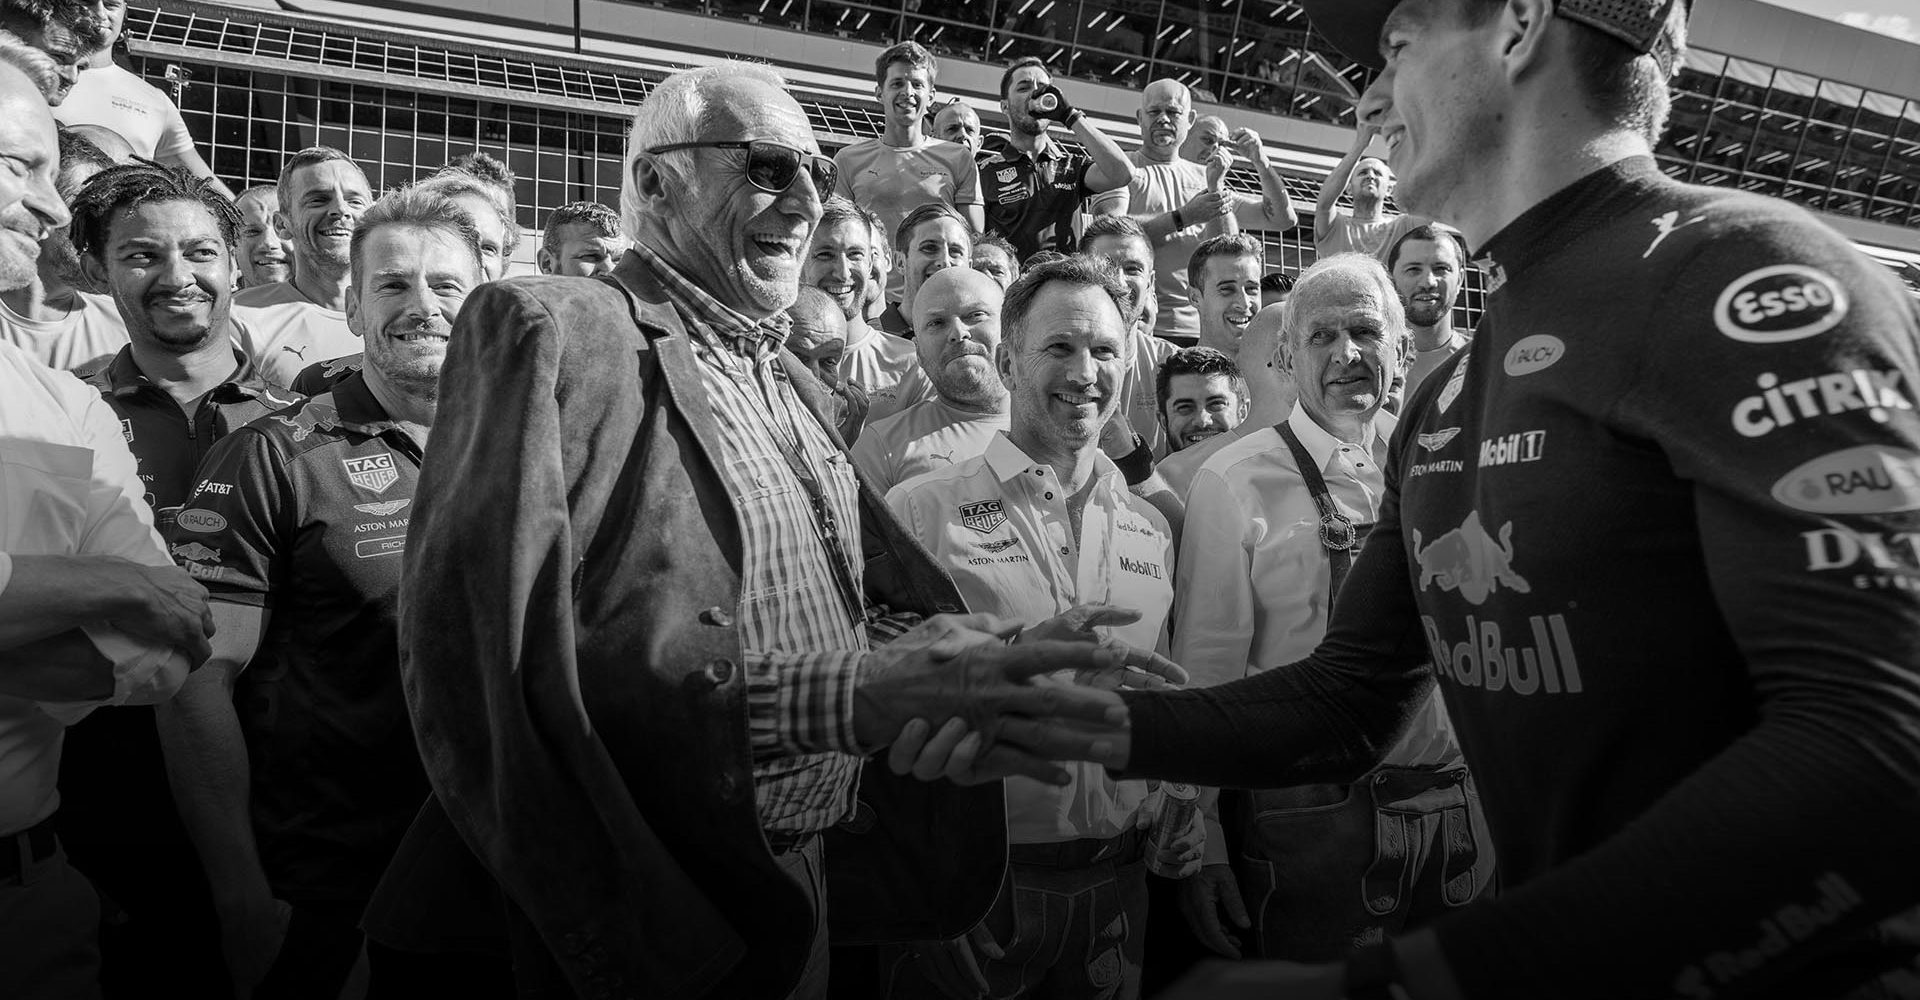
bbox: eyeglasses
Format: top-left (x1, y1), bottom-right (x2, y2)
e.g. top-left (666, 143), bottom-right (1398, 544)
top-left (644, 140), bottom-right (838, 196)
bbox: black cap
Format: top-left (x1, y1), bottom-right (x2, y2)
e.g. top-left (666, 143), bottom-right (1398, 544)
top-left (1299, 0), bottom-right (1686, 71)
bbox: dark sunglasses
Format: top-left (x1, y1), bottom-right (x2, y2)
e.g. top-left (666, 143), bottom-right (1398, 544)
top-left (644, 140), bottom-right (838, 196)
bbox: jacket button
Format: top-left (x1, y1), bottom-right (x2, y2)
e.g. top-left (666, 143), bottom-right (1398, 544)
top-left (699, 606), bottom-right (734, 627)
top-left (705, 658), bottom-right (735, 684)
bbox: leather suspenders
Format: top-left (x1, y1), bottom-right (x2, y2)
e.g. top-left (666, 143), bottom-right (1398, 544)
top-left (1275, 421), bottom-right (1375, 607)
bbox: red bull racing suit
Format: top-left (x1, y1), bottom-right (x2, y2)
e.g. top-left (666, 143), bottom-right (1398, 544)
top-left (1115, 157), bottom-right (1920, 998)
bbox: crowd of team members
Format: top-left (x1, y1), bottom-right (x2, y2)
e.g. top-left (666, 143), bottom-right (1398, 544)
top-left (16, 0), bottom-right (1918, 997)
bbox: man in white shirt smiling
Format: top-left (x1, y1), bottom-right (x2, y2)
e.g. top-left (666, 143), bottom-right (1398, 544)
top-left (1170, 253), bottom-right (1489, 965)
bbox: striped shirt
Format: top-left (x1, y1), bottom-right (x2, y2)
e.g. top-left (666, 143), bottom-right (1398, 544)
top-left (629, 242), bottom-right (870, 833)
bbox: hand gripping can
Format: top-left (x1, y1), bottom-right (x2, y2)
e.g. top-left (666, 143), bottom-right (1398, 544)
top-left (1032, 91), bottom-right (1059, 113)
top-left (1146, 783), bottom-right (1200, 877)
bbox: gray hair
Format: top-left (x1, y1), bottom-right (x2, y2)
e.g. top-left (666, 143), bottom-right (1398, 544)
top-left (349, 187), bottom-right (485, 286)
top-left (0, 27), bottom-right (57, 100)
top-left (620, 61), bottom-right (787, 242)
top-left (1277, 252), bottom-right (1409, 367)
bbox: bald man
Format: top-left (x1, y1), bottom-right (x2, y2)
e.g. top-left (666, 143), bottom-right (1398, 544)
top-left (64, 123), bottom-right (132, 162)
top-left (786, 285), bottom-right (868, 445)
top-left (1116, 79), bottom-right (1297, 342)
top-left (850, 265), bottom-right (1008, 495)
top-left (1312, 126), bottom-right (1422, 263)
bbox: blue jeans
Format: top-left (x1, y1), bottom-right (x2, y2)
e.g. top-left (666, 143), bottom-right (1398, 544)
top-left (883, 832), bottom-right (1148, 1000)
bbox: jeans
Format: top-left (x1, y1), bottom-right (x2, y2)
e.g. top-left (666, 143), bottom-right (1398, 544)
top-left (882, 832), bottom-right (1149, 1000)
top-left (1229, 765), bottom-right (1494, 962)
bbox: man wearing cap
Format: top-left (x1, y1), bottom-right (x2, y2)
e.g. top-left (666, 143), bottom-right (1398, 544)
top-left (899, 1), bottom-right (1920, 997)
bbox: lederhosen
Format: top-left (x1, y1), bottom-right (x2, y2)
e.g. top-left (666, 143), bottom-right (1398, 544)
top-left (1220, 422), bottom-right (1491, 962)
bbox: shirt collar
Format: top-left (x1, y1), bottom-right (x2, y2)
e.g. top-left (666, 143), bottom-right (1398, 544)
top-left (93, 344), bottom-right (291, 406)
top-left (326, 370), bottom-right (402, 435)
top-left (626, 239), bottom-right (791, 360)
top-left (987, 133), bottom-right (1064, 166)
top-left (982, 430), bottom-right (1123, 488)
top-left (1285, 403), bottom-right (1397, 472)
top-left (1475, 155), bottom-right (1663, 291)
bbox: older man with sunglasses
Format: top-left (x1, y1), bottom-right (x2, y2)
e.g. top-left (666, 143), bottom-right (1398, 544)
top-left (370, 62), bottom-right (1164, 1000)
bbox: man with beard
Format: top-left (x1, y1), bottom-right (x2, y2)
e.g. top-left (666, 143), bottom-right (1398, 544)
top-left (976, 57), bottom-right (1133, 262)
top-left (157, 188), bottom-right (484, 998)
top-left (0, 126), bottom-right (123, 369)
top-left (233, 185), bottom-right (291, 288)
top-left (1171, 254), bottom-right (1486, 971)
top-left (231, 146), bottom-right (368, 386)
top-left (0, 0), bottom-right (107, 106)
top-left (1117, 79), bottom-right (1296, 342)
top-left (536, 200), bottom-right (626, 278)
top-left (1155, 347), bottom-right (1247, 457)
top-left (61, 161), bottom-right (298, 997)
top-left (806, 198), bottom-right (923, 422)
top-left (897, 0), bottom-right (1920, 996)
top-left (882, 256), bottom-right (1182, 1000)
top-left (1314, 132), bottom-right (1421, 264)
top-left (932, 99), bottom-right (981, 155)
top-left (834, 41), bottom-right (982, 307)
top-left (851, 266), bottom-right (1008, 494)
top-left (0, 47), bottom-right (209, 999)
top-left (786, 285), bottom-right (868, 445)
top-left (1388, 223), bottom-right (1469, 401)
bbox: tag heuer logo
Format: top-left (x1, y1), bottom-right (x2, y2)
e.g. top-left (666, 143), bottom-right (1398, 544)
top-left (342, 452), bottom-right (399, 494)
top-left (959, 499), bottom-right (1006, 535)
top-left (997, 167), bottom-right (1017, 183)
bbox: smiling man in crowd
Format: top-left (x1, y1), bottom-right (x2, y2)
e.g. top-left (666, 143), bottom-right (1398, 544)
top-left (1388, 222), bottom-right (1470, 402)
top-left (807, 197), bottom-right (924, 423)
top-left (232, 146), bottom-right (368, 385)
top-left (879, 199), bottom-right (973, 340)
top-left (1155, 346), bottom-right (1247, 456)
top-left (0, 126), bottom-right (125, 370)
top-left (233, 184), bottom-right (292, 289)
top-left (157, 187), bottom-right (486, 998)
top-left (0, 0), bottom-right (106, 106)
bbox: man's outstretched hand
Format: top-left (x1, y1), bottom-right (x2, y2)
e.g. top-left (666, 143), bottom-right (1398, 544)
top-left (1017, 603), bottom-right (1188, 691)
top-left (853, 613), bottom-right (1127, 784)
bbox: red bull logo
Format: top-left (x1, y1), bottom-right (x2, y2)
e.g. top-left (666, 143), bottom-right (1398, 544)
top-left (271, 402), bottom-right (339, 443)
top-left (1420, 614), bottom-right (1582, 696)
top-left (1411, 510), bottom-right (1531, 605)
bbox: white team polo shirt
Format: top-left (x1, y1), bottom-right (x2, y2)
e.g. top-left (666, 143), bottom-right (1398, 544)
top-left (887, 432), bottom-right (1173, 844)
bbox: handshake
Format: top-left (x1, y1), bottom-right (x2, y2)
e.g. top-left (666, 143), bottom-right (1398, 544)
top-left (851, 604), bottom-right (1183, 785)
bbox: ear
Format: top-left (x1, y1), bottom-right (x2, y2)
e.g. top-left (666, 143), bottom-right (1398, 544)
top-left (996, 340), bottom-right (1016, 387)
top-left (271, 210), bottom-right (293, 242)
top-left (1498, 0), bottom-right (1556, 81)
top-left (535, 248), bottom-right (554, 275)
top-left (629, 154), bottom-right (675, 221)
top-left (79, 251), bottom-right (107, 290)
top-left (1236, 396), bottom-right (1251, 422)
top-left (893, 249), bottom-right (906, 274)
top-left (344, 282), bottom-right (363, 332)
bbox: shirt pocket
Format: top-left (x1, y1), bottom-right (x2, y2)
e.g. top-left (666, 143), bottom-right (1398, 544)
top-left (0, 440), bottom-right (94, 555)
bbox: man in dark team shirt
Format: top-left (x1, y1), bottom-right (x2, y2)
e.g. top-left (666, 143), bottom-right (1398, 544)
top-left (154, 186), bottom-right (485, 998)
top-left (976, 57), bottom-right (1134, 261)
top-left (896, 1), bottom-right (1920, 998)
top-left (59, 162), bottom-right (298, 997)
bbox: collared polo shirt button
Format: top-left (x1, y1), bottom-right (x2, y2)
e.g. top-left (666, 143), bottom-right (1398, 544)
top-left (1058, 545), bottom-right (1070, 556)
top-left (699, 606), bottom-right (734, 627)
top-left (705, 658), bottom-right (735, 684)
top-left (1044, 491), bottom-right (1054, 500)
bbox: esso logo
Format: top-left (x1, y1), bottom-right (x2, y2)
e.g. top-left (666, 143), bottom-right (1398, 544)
top-left (1713, 265), bottom-right (1848, 344)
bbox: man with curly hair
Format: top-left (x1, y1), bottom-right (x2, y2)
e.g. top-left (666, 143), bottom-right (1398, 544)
top-left (0, 0), bottom-right (107, 104)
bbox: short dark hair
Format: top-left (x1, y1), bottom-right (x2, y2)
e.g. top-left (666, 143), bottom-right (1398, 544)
top-left (1386, 223), bottom-right (1468, 272)
top-left (1186, 233), bottom-right (1264, 291)
top-left (875, 41), bottom-right (936, 86)
top-left (818, 196), bottom-right (882, 246)
top-left (1466, 0), bottom-right (1686, 142)
top-left (894, 201), bottom-right (971, 254)
top-left (69, 161), bottom-right (242, 259)
top-left (999, 56), bottom-right (1047, 102)
top-left (973, 233), bottom-right (1017, 264)
top-left (1155, 346), bottom-right (1243, 415)
top-left (540, 201), bottom-right (619, 258)
top-left (0, 1), bottom-right (109, 52)
top-left (1260, 271), bottom-right (1295, 296)
top-left (55, 126), bottom-right (113, 185)
top-left (1002, 255), bottom-right (1129, 349)
top-left (1078, 214), bottom-right (1150, 256)
top-left (1023, 249), bottom-right (1069, 270)
top-left (349, 186), bottom-right (485, 286)
top-left (277, 146), bottom-right (363, 205)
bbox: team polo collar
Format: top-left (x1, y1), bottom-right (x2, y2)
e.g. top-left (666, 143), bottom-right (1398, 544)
top-left (981, 431), bottom-right (1124, 490)
top-left (626, 239), bottom-right (790, 361)
top-left (1475, 156), bottom-right (1665, 292)
top-left (982, 132), bottom-right (1065, 168)
top-left (320, 370), bottom-right (407, 438)
top-left (1286, 403), bottom-right (1397, 473)
top-left (92, 344), bottom-right (294, 408)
